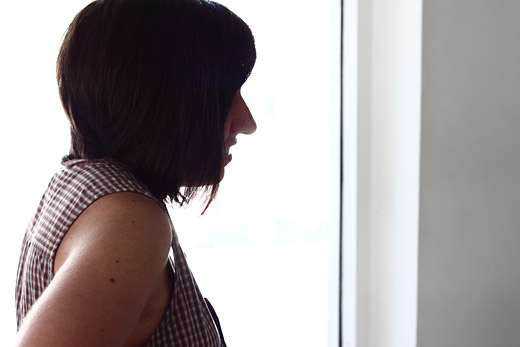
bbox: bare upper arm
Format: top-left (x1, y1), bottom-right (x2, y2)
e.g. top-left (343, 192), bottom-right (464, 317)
top-left (16, 192), bottom-right (172, 347)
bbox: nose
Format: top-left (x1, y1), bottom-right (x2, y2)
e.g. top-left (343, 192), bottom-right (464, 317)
top-left (230, 93), bottom-right (256, 136)
top-left (238, 101), bottom-right (257, 135)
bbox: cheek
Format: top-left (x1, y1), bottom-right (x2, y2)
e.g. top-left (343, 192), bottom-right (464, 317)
top-left (222, 110), bottom-right (236, 141)
top-left (223, 119), bottom-right (231, 142)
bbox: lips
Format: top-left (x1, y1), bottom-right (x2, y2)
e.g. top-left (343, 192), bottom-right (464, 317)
top-left (224, 152), bottom-right (232, 166)
top-left (223, 139), bottom-right (237, 166)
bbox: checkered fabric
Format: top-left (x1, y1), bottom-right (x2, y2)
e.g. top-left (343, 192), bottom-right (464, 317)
top-left (15, 157), bottom-right (224, 346)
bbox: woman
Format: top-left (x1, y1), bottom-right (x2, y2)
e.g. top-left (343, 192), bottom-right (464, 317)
top-left (15, 0), bottom-right (256, 345)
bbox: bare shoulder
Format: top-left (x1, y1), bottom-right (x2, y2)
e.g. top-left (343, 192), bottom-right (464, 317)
top-left (55, 191), bottom-right (172, 273)
top-left (17, 192), bottom-right (172, 347)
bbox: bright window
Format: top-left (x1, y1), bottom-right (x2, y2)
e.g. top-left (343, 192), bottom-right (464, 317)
top-left (173, 0), bottom-right (341, 345)
top-left (0, 0), bottom-right (341, 345)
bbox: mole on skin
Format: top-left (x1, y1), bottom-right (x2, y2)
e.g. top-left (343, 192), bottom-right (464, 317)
top-left (110, 278), bottom-right (116, 283)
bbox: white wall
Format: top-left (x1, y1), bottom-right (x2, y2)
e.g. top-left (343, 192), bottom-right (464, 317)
top-left (343, 0), bottom-right (422, 346)
top-left (418, 1), bottom-right (520, 346)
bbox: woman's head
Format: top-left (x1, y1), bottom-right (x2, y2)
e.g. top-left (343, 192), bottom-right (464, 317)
top-left (57, 0), bottom-right (256, 205)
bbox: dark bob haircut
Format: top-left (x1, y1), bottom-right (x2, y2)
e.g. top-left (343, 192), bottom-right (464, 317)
top-left (57, 0), bottom-right (256, 205)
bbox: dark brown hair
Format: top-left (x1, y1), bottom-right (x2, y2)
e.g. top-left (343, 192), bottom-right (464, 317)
top-left (57, 0), bottom-right (255, 205)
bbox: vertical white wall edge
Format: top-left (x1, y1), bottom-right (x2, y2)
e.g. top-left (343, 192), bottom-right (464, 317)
top-left (341, 0), bottom-right (358, 345)
top-left (343, 0), bottom-right (423, 346)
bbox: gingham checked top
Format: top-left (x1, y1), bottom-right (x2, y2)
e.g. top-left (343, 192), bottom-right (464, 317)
top-left (15, 157), bottom-right (225, 346)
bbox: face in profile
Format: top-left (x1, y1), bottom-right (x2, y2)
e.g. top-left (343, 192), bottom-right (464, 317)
top-left (221, 89), bottom-right (256, 180)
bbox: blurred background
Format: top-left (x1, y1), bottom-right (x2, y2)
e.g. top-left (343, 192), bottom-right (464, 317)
top-left (1, 0), bottom-right (520, 346)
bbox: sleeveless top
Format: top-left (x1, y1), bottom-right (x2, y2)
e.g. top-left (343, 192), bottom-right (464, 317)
top-left (15, 157), bottom-right (226, 346)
